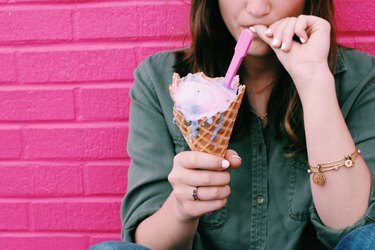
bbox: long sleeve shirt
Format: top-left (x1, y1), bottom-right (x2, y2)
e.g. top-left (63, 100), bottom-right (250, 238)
top-left (121, 47), bottom-right (375, 250)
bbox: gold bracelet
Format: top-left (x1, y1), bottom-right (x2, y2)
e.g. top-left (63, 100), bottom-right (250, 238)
top-left (307, 149), bottom-right (361, 186)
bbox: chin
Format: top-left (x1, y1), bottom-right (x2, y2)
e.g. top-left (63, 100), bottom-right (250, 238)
top-left (247, 42), bottom-right (274, 57)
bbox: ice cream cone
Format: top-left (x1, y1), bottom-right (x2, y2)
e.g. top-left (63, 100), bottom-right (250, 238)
top-left (170, 73), bottom-right (246, 157)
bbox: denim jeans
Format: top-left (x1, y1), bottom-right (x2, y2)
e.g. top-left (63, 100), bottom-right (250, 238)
top-left (334, 223), bottom-right (375, 250)
top-left (89, 241), bottom-right (151, 250)
top-left (90, 224), bottom-right (375, 250)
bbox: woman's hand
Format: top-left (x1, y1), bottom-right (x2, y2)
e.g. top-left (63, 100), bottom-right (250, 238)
top-left (168, 149), bottom-right (241, 223)
top-left (252, 15), bottom-right (332, 90)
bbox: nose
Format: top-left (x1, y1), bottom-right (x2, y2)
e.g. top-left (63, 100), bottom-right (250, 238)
top-left (245, 0), bottom-right (271, 18)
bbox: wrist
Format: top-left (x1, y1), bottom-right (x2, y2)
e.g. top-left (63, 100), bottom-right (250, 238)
top-left (291, 65), bottom-right (335, 103)
top-left (169, 192), bottom-right (200, 225)
top-left (289, 60), bottom-right (331, 83)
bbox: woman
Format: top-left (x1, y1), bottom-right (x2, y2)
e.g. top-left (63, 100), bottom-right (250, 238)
top-left (91, 0), bottom-right (375, 249)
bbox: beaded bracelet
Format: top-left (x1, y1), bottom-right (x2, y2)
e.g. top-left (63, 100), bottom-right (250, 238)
top-left (307, 149), bottom-right (361, 186)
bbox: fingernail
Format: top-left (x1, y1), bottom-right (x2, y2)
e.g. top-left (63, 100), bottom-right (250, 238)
top-left (265, 28), bottom-right (272, 35)
top-left (249, 26), bottom-right (256, 33)
top-left (281, 42), bottom-right (286, 51)
top-left (300, 37), bottom-right (306, 43)
top-left (231, 155), bottom-right (242, 161)
top-left (221, 159), bottom-right (230, 169)
top-left (272, 38), bottom-right (278, 46)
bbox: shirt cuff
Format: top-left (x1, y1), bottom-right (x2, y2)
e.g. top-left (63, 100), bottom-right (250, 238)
top-left (121, 203), bottom-right (162, 243)
top-left (310, 182), bottom-right (375, 248)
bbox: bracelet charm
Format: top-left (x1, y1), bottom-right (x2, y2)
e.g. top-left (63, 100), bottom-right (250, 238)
top-left (307, 149), bottom-right (360, 186)
top-left (312, 171), bottom-right (326, 186)
top-left (344, 159), bottom-right (353, 167)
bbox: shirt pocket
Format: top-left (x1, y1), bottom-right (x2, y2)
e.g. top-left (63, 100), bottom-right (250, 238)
top-left (199, 206), bottom-right (228, 230)
top-left (287, 157), bottom-right (313, 221)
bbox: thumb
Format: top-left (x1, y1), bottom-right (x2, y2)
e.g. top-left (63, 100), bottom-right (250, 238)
top-left (224, 149), bottom-right (242, 169)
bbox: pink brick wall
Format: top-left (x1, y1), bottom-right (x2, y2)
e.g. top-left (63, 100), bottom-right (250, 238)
top-left (0, 1), bottom-right (373, 249)
top-left (0, 0), bottom-right (190, 249)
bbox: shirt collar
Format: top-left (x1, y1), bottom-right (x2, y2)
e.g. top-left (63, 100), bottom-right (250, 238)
top-left (334, 47), bottom-right (347, 75)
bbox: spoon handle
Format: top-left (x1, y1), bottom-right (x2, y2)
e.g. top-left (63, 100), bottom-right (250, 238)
top-left (224, 29), bottom-right (254, 88)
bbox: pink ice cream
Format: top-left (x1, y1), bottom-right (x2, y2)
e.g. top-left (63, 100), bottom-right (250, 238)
top-left (169, 29), bottom-right (251, 156)
top-left (170, 72), bottom-right (245, 156)
top-left (172, 72), bottom-right (239, 122)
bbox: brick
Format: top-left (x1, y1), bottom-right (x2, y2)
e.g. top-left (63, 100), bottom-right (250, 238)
top-left (0, 164), bottom-right (83, 197)
top-left (138, 4), bottom-right (190, 37)
top-left (0, 53), bottom-right (16, 82)
top-left (0, 236), bottom-right (87, 250)
top-left (0, 9), bottom-right (72, 42)
top-left (84, 164), bottom-right (128, 195)
top-left (0, 129), bottom-right (21, 159)
top-left (11, 0), bottom-right (73, 2)
top-left (78, 87), bottom-right (130, 121)
top-left (18, 48), bottom-right (136, 83)
top-left (335, 0), bottom-right (375, 32)
top-left (0, 203), bottom-right (29, 230)
top-left (0, 89), bottom-right (75, 121)
top-left (74, 6), bottom-right (137, 39)
top-left (74, 3), bottom-right (189, 40)
top-left (23, 126), bottom-right (128, 159)
top-left (32, 201), bottom-right (122, 231)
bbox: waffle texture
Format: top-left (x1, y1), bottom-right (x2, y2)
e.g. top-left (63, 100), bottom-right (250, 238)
top-left (170, 73), bottom-right (246, 157)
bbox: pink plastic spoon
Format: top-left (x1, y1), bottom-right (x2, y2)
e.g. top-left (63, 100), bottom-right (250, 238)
top-left (224, 29), bottom-right (254, 88)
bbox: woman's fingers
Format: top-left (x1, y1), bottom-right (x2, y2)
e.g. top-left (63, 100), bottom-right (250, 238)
top-left (171, 150), bottom-right (242, 187)
top-left (253, 15), bottom-right (329, 52)
top-left (265, 18), bottom-right (283, 38)
top-left (176, 198), bottom-right (228, 219)
top-left (270, 19), bottom-right (286, 48)
top-left (173, 186), bottom-right (229, 219)
top-left (194, 185), bottom-right (231, 201)
top-left (169, 150), bottom-right (242, 218)
top-left (256, 18), bottom-right (298, 52)
top-left (174, 150), bottom-right (242, 171)
top-left (225, 149), bottom-right (242, 169)
top-left (280, 17), bottom-right (298, 52)
top-left (251, 24), bottom-right (273, 46)
top-left (174, 151), bottom-right (229, 171)
top-left (252, 17), bottom-right (306, 51)
top-left (174, 185), bottom-right (231, 202)
top-left (295, 15), bottom-right (309, 44)
top-left (175, 168), bottom-right (230, 187)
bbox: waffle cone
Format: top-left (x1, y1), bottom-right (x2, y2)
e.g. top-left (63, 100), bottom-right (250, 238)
top-left (170, 73), bottom-right (246, 157)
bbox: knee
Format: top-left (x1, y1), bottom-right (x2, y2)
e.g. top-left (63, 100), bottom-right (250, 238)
top-left (88, 241), bottom-right (151, 250)
top-left (335, 224), bottom-right (375, 250)
top-left (89, 241), bottom-right (117, 250)
top-left (89, 241), bottom-right (126, 250)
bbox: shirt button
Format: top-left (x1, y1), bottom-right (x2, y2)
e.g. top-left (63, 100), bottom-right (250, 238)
top-left (256, 196), bottom-right (265, 205)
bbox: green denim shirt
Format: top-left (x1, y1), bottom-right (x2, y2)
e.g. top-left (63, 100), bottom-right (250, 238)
top-left (121, 47), bottom-right (375, 250)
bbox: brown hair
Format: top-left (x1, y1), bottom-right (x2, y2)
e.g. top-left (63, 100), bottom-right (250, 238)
top-left (174, 0), bottom-right (338, 155)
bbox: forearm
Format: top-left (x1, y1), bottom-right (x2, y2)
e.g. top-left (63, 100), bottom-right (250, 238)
top-left (296, 67), bottom-right (371, 230)
top-left (135, 193), bottom-right (199, 250)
